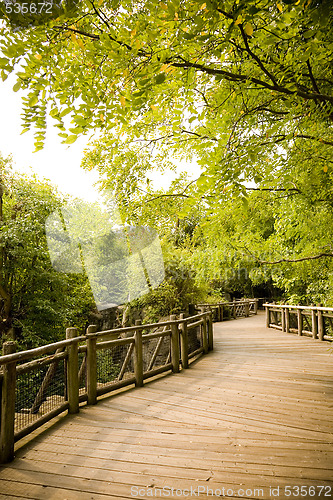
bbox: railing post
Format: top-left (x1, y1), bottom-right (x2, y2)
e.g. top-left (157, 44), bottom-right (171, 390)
top-left (254, 299), bottom-right (258, 315)
top-left (134, 320), bottom-right (143, 387)
top-left (233, 299), bottom-right (236, 319)
top-left (202, 314), bottom-right (208, 354)
top-left (208, 311), bottom-right (213, 351)
top-left (244, 300), bottom-right (250, 318)
top-left (218, 303), bottom-right (223, 322)
top-left (265, 305), bottom-right (270, 328)
top-left (297, 307), bottom-right (303, 336)
top-left (317, 304), bottom-right (324, 341)
top-left (179, 313), bottom-right (188, 369)
top-left (86, 324), bottom-right (97, 405)
top-left (271, 301), bottom-right (277, 325)
top-left (0, 341), bottom-right (16, 464)
top-left (281, 307), bottom-right (286, 332)
top-left (66, 328), bottom-right (79, 414)
top-left (311, 305), bottom-right (318, 339)
top-left (170, 315), bottom-right (180, 373)
top-left (285, 307), bottom-right (290, 333)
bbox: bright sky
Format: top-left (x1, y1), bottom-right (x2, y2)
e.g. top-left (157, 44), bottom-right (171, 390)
top-left (0, 71), bottom-right (188, 204)
top-left (0, 72), bottom-right (106, 202)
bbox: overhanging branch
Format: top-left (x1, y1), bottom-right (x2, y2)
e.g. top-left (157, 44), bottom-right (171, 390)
top-left (260, 253), bottom-right (333, 264)
top-left (169, 59), bottom-right (333, 105)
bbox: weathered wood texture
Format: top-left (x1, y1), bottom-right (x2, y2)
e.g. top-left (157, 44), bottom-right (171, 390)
top-left (265, 303), bottom-right (333, 341)
top-left (0, 313), bottom-right (332, 499)
top-left (0, 312), bottom-right (211, 456)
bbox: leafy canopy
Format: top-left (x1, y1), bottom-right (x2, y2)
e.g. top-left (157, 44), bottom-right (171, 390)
top-left (0, 0), bottom-right (331, 165)
top-left (1, 0), bottom-right (333, 304)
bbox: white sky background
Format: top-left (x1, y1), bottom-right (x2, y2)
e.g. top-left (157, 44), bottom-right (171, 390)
top-left (0, 72), bottom-right (201, 204)
top-left (0, 73), bottom-right (105, 202)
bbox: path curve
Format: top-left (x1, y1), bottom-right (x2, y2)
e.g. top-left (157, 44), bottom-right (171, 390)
top-left (0, 312), bottom-right (332, 499)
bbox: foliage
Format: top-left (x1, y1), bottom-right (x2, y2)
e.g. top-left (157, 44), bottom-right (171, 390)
top-left (0, 0), bottom-right (331, 166)
top-left (186, 189), bottom-right (333, 304)
top-left (128, 240), bottom-right (207, 323)
top-left (0, 154), bottom-right (95, 348)
top-left (1, 0), bottom-right (333, 306)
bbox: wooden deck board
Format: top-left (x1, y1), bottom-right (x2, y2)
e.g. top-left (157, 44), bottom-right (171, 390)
top-left (1, 312), bottom-right (332, 499)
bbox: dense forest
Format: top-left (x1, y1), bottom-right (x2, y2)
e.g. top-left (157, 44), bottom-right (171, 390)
top-left (0, 0), bottom-right (332, 348)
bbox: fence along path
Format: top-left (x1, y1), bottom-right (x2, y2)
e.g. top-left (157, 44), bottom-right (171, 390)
top-left (0, 298), bottom-right (256, 464)
top-left (265, 302), bottom-right (333, 341)
top-left (0, 310), bottom-right (214, 463)
top-left (0, 311), bottom-right (332, 499)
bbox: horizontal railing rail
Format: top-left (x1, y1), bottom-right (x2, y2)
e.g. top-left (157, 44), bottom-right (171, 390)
top-left (264, 303), bottom-right (333, 342)
top-left (196, 298), bottom-right (259, 322)
top-left (0, 311), bottom-right (213, 464)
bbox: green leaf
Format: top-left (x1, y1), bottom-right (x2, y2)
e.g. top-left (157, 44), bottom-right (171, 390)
top-left (28, 96), bottom-right (39, 107)
top-left (155, 73), bottom-right (166, 85)
top-left (13, 81), bottom-right (22, 92)
top-left (182, 32), bottom-right (196, 40)
top-left (69, 126), bottom-right (84, 134)
top-left (0, 58), bottom-right (9, 68)
top-left (50, 108), bottom-right (59, 118)
top-left (303, 30), bottom-right (315, 39)
top-left (73, 116), bottom-right (87, 126)
top-left (241, 196), bottom-right (249, 209)
top-left (60, 108), bottom-right (72, 118)
top-left (64, 135), bottom-right (78, 144)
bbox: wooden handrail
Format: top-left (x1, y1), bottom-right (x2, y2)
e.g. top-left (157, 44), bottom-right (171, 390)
top-left (0, 297), bottom-right (259, 463)
top-left (264, 303), bottom-right (333, 342)
top-left (0, 336), bottom-right (86, 366)
top-left (196, 298), bottom-right (259, 320)
top-left (0, 310), bottom-right (213, 463)
top-left (264, 302), bottom-right (333, 312)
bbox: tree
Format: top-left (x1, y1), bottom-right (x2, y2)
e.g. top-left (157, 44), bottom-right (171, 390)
top-left (0, 0), bottom-right (331, 163)
top-left (0, 0), bottom-right (332, 302)
top-left (0, 154), bottom-right (95, 347)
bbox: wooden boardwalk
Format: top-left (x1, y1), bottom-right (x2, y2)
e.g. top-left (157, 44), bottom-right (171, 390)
top-left (0, 313), bottom-right (332, 499)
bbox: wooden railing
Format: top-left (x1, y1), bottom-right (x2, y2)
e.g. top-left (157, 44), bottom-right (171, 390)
top-left (0, 311), bottom-right (213, 464)
top-left (196, 298), bottom-right (259, 321)
top-left (264, 303), bottom-right (333, 342)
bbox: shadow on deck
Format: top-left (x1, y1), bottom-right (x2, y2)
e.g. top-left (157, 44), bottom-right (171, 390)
top-left (0, 312), bottom-right (332, 499)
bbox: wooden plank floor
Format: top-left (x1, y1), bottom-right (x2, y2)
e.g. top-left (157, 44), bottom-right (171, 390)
top-left (1, 312), bottom-right (332, 499)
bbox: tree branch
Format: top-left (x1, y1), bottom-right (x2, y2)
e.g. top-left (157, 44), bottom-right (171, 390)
top-left (89, 0), bottom-right (111, 30)
top-left (260, 107), bottom-right (289, 116)
top-left (260, 133), bottom-right (333, 147)
top-left (245, 187), bottom-right (301, 193)
top-left (180, 128), bottom-right (218, 142)
top-left (296, 134), bottom-right (333, 147)
top-left (169, 59), bottom-right (333, 105)
top-left (259, 253), bottom-right (333, 264)
top-left (55, 26), bottom-right (99, 39)
top-left (146, 193), bottom-right (190, 203)
top-left (238, 24), bottom-right (278, 87)
top-left (306, 59), bottom-right (320, 94)
top-left (216, 8), bottom-right (234, 20)
top-left (55, 25), bottom-right (148, 56)
top-left (145, 178), bottom-right (198, 203)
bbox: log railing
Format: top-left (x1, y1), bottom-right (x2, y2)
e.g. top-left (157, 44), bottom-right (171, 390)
top-left (196, 298), bottom-right (259, 322)
top-left (0, 311), bottom-right (213, 464)
top-left (264, 303), bottom-right (333, 342)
